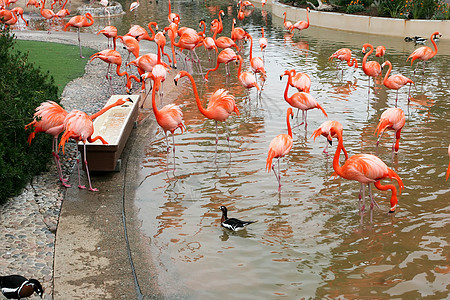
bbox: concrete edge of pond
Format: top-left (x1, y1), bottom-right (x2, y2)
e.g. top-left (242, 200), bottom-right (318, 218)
top-left (251, 0), bottom-right (450, 40)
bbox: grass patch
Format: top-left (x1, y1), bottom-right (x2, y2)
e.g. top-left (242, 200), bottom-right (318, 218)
top-left (12, 40), bottom-right (97, 95)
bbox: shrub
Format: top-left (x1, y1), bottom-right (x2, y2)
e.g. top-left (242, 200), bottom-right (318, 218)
top-left (0, 25), bottom-right (59, 205)
top-left (405, 0), bottom-right (439, 19)
top-left (346, 2), bottom-right (365, 13)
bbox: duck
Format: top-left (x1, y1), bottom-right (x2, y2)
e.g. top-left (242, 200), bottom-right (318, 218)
top-left (0, 275), bottom-right (43, 299)
top-left (219, 206), bottom-right (255, 231)
top-left (413, 36), bottom-right (427, 45)
top-left (404, 36), bottom-right (414, 42)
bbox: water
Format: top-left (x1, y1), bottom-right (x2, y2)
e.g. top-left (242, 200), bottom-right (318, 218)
top-left (28, 0), bottom-right (450, 298)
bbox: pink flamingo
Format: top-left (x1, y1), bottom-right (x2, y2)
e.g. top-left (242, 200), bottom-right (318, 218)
top-left (167, 0), bottom-right (179, 23)
top-left (375, 107), bottom-right (405, 155)
top-left (174, 71), bottom-right (240, 159)
top-left (117, 35), bottom-right (140, 61)
top-left (281, 70), bottom-right (328, 130)
top-left (154, 30), bottom-right (172, 64)
top-left (381, 60), bottom-right (414, 107)
top-left (237, 54), bottom-right (260, 99)
top-left (212, 19), bottom-right (239, 51)
top-left (329, 48), bottom-right (358, 74)
top-left (266, 107), bottom-right (294, 192)
top-left (246, 32), bottom-right (267, 84)
top-left (25, 101), bottom-right (70, 187)
top-left (289, 69), bottom-right (311, 93)
top-left (259, 27), bottom-right (268, 60)
top-left (125, 23), bottom-right (157, 42)
top-left (290, 7), bottom-right (310, 35)
top-left (283, 12), bottom-right (293, 31)
top-left (311, 120), bottom-right (348, 158)
top-left (362, 43), bottom-right (382, 95)
top-left (332, 128), bottom-right (404, 221)
top-left (145, 73), bottom-right (185, 157)
top-left (59, 98), bottom-right (133, 191)
top-left (10, 7), bottom-right (28, 27)
top-left (375, 45), bottom-right (386, 62)
top-left (97, 25), bottom-right (117, 50)
top-left (63, 12), bottom-right (94, 58)
top-left (205, 48), bottom-right (238, 80)
top-left (129, 0), bottom-right (139, 19)
top-left (406, 31), bottom-right (441, 75)
top-left (40, 0), bottom-right (57, 32)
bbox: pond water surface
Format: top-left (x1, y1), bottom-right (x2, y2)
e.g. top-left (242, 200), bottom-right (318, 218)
top-left (29, 0), bottom-right (450, 298)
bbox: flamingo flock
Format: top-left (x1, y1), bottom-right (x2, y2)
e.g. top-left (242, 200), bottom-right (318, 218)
top-left (20, 1), bottom-right (447, 222)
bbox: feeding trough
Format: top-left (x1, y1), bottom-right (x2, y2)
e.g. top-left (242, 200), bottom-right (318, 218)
top-left (78, 94), bottom-right (140, 172)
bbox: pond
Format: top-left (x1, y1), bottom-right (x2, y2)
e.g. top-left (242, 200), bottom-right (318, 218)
top-left (28, 0), bottom-right (450, 298)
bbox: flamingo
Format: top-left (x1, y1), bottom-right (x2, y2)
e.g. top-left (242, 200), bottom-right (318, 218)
top-left (148, 73), bottom-right (185, 157)
top-left (167, 0), bottom-right (179, 24)
top-left (406, 31), bottom-right (442, 75)
top-left (331, 129), bottom-right (404, 221)
top-left (25, 101), bottom-right (70, 187)
top-left (381, 60), bottom-right (414, 107)
top-left (259, 27), bottom-right (268, 60)
top-left (246, 33), bottom-right (267, 83)
top-left (97, 25), bottom-right (117, 50)
top-left (174, 71), bottom-right (240, 158)
top-left (329, 48), bottom-right (358, 73)
top-left (40, 0), bottom-right (57, 32)
top-left (446, 145), bottom-right (450, 181)
top-left (144, 63), bottom-right (169, 104)
top-left (281, 70), bottom-right (328, 130)
top-left (205, 48), bottom-right (239, 81)
top-left (59, 98), bottom-right (133, 191)
top-left (262, 0), bottom-right (266, 7)
top-left (375, 45), bottom-right (386, 62)
top-left (129, 0), bottom-right (139, 19)
top-left (0, 8), bottom-right (17, 27)
top-left (266, 107), bottom-right (294, 192)
top-left (63, 12), bottom-right (94, 58)
top-left (167, 26), bottom-right (204, 69)
top-left (55, 0), bottom-right (69, 19)
top-left (311, 120), bottom-right (348, 158)
top-left (375, 107), bottom-right (405, 155)
top-left (361, 43), bottom-right (382, 95)
top-left (89, 49), bottom-right (134, 94)
top-left (283, 12), bottom-right (293, 31)
top-left (10, 7), bottom-right (28, 27)
top-left (237, 55), bottom-right (260, 98)
top-left (117, 35), bottom-right (140, 61)
top-left (231, 18), bottom-right (247, 48)
top-left (99, 0), bottom-right (110, 25)
top-left (26, 0), bottom-right (40, 8)
top-left (202, 35), bottom-right (218, 62)
top-left (289, 69), bottom-right (311, 93)
top-left (210, 10), bottom-right (224, 35)
top-left (154, 31), bottom-right (172, 64)
top-left (290, 7), bottom-right (310, 35)
top-left (125, 23), bottom-right (157, 42)
top-left (212, 19), bottom-right (239, 51)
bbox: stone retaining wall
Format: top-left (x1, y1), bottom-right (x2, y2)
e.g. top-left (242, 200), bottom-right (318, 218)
top-left (257, 0), bottom-right (449, 40)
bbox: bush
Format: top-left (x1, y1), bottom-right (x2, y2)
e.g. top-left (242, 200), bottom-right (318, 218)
top-left (346, 2), bottom-right (365, 13)
top-left (0, 25), bottom-right (59, 205)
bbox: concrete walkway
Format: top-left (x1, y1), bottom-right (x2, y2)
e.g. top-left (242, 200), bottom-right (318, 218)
top-left (13, 30), bottom-right (181, 299)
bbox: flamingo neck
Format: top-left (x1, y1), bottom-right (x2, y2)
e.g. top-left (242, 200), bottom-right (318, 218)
top-left (306, 9), bottom-right (309, 25)
top-left (115, 63), bottom-right (128, 78)
top-left (237, 55), bottom-right (243, 77)
top-left (90, 99), bottom-right (124, 120)
top-left (85, 13), bottom-right (94, 25)
top-left (283, 73), bottom-right (292, 102)
top-left (362, 44), bottom-right (373, 67)
top-left (61, 0), bottom-right (68, 9)
top-left (183, 72), bottom-right (208, 117)
top-left (151, 77), bottom-right (161, 118)
top-left (430, 33), bottom-right (439, 56)
top-left (286, 112), bottom-right (292, 138)
top-left (168, 0), bottom-right (172, 13)
top-left (200, 21), bottom-right (206, 35)
top-left (148, 22), bottom-right (157, 40)
top-left (332, 131), bottom-right (345, 178)
top-left (383, 62), bottom-right (392, 85)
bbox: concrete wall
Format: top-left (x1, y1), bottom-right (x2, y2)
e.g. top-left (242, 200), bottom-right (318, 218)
top-left (258, 0), bottom-right (449, 40)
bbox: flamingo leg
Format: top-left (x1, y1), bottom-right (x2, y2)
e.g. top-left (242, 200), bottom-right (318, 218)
top-left (172, 133), bottom-right (176, 170)
top-left (375, 129), bottom-right (386, 156)
top-left (53, 137), bottom-right (71, 187)
top-left (215, 121), bottom-right (219, 161)
top-left (83, 143), bottom-right (98, 191)
top-left (323, 140), bottom-right (329, 156)
top-left (76, 151), bottom-right (85, 189)
top-left (77, 28), bottom-right (84, 58)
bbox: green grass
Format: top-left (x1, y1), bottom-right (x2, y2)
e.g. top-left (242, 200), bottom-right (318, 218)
top-left (13, 40), bottom-right (97, 95)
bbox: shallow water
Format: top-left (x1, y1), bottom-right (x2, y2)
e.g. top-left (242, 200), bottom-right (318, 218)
top-left (30, 0), bottom-right (450, 298)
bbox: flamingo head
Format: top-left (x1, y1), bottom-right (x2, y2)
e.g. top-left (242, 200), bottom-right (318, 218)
top-left (279, 70), bottom-right (290, 80)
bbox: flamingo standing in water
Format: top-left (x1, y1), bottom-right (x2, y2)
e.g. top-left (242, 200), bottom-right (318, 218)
top-left (237, 55), bottom-right (260, 99)
top-left (97, 25), bottom-right (117, 50)
top-left (375, 107), bottom-right (405, 155)
top-left (329, 48), bottom-right (358, 74)
top-left (125, 23), bottom-right (157, 42)
top-left (174, 71), bottom-right (240, 159)
top-left (281, 70), bottom-right (328, 130)
top-left (212, 19), bottom-right (239, 52)
top-left (290, 7), bottom-right (310, 35)
top-left (205, 48), bottom-right (238, 80)
top-left (331, 128), bottom-right (404, 222)
top-left (361, 43), bottom-right (382, 96)
top-left (289, 69), bottom-right (311, 93)
top-left (63, 12), bottom-right (94, 58)
top-left (266, 107), bottom-right (294, 192)
top-left (406, 31), bottom-right (442, 75)
top-left (246, 32), bottom-right (267, 86)
top-left (375, 45), bottom-right (386, 62)
top-left (129, 0), bottom-right (139, 19)
top-left (10, 7), bottom-right (28, 27)
top-left (40, 0), bottom-right (57, 32)
top-left (145, 73), bottom-right (185, 160)
top-left (59, 98), bottom-right (134, 191)
top-left (282, 12), bottom-right (293, 31)
top-left (231, 18), bottom-right (247, 49)
top-left (259, 27), bottom-right (268, 61)
top-left (311, 120), bottom-right (348, 158)
top-left (381, 60), bottom-right (414, 107)
top-left (25, 101), bottom-right (70, 187)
